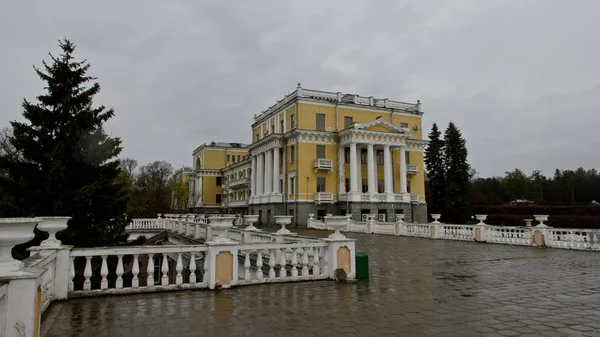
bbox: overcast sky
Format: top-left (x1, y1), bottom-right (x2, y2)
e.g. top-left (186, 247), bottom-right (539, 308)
top-left (1, 0), bottom-right (599, 177)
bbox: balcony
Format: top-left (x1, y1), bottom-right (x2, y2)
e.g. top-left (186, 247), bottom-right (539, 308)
top-left (313, 158), bottom-right (333, 172)
top-left (314, 192), bottom-right (334, 203)
top-left (228, 178), bottom-right (250, 189)
top-left (223, 199), bottom-right (249, 208)
top-left (411, 194), bottom-right (419, 203)
top-left (406, 164), bottom-right (418, 175)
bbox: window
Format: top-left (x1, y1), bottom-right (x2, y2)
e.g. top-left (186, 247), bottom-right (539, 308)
top-left (290, 177), bottom-right (296, 195)
top-left (290, 145), bottom-right (295, 163)
top-left (377, 150), bottom-right (384, 165)
top-left (216, 177), bottom-right (222, 186)
top-left (361, 149), bottom-right (367, 164)
top-left (405, 151), bottom-right (410, 164)
top-left (317, 210), bottom-right (326, 220)
top-left (344, 147), bottom-right (350, 163)
top-left (280, 120), bottom-right (284, 133)
top-left (279, 148), bottom-right (283, 166)
top-left (344, 116), bottom-right (353, 128)
top-left (290, 114), bottom-right (296, 129)
top-left (362, 179), bottom-right (368, 193)
top-left (406, 180), bottom-right (411, 193)
top-left (256, 134), bottom-right (259, 141)
top-left (226, 154), bottom-right (230, 162)
top-left (237, 155), bottom-right (241, 162)
top-left (316, 177), bottom-right (326, 192)
top-left (316, 113), bottom-right (325, 131)
top-left (316, 145), bottom-right (325, 159)
top-left (345, 178), bottom-right (350, 192)
top-left (400, 122), bottom-right (409, 129)
top-left (378, 179), bottom-right (384, 193)
top-left (216, 194), bottom-right (222, 204)
top-left (280, 179), bottom-right (284, 193)
top-left (271, 125), bottom-right (275, 134)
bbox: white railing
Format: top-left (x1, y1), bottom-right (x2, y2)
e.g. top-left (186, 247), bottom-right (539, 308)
top-left (361, 194), bottom-right (370, 202)
top-left (410, 194), bottom-right (419, 203)
top-left (487, 226), bottom-right (532, 245)
top-left (228, 178), bottom-right (250, 189)
top-left (394, 194), bottom-right (403, 201)
top-left (348, 220), bottom-right (368, 233)
top-left (401, 224), bottom-right (431, 237)
top-left (307, 218), bottom-right (326, 230)
top-left (301, 88), bottom-right (340, 101)
top-left (406, 164), bottom-right (418, 174)
top-left (237, 242), bottom-right (330, 285)
top-left (439, 225), bottom-right (475, 241)
top-left (224, 200), bottom-right (249, 207)
top-left (372, 222), bottom-right (396, 235)
top-left (130, 218), bottom-right (164, 230)
top-left (31, 251), bottom-right (58, 312)
top-left (339, 193), bottom-right (347, 201)
top-left (314, 192), bottom-right (334, 203)
top-left (69, 245), bottom-right (210, 296)
top-left (313, 158), bottom-right (333, 171)
top-left (547, 229), bottom-right (600, 250)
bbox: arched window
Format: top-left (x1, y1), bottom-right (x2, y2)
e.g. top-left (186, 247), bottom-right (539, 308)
top-left (195, 158), bottom-right (201, 170)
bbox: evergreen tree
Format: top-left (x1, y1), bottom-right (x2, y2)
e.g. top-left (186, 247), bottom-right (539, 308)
top-left (0, 39), bottom-right (128, 247)
top-left (443, 122), bottom-right (470, 207)
top-left (424, 123), bottom-right (446, 207)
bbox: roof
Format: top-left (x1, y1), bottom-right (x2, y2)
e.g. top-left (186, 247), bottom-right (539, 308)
top-left (208, 142), bottom-right (250, 149)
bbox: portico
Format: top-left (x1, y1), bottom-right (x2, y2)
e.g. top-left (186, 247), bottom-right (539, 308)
top-left (338, 119), bottom-right (424, 203)
top-left (248, 134), bottom-right (285, 205)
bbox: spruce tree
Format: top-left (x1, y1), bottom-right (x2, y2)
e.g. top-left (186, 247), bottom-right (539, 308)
top-left (0, 39), bottom-right (128, 247)
top-left (424, 123), bottom-right (446, 207)
top-left (443, 122), bottom-right (470, 207)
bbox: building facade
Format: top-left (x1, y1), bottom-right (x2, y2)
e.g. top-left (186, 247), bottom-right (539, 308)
top-left (170, 166), bottom-right (192, 211)
top-left (188, 142), bottom-right (249, 213)
top-left (187, 84), bottom-right (428, 226)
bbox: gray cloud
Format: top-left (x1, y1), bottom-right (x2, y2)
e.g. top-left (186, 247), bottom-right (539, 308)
top-left (1, 0), bottom-right (599, 177)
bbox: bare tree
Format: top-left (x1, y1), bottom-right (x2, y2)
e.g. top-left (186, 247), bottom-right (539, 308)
top-left (0, 127), bottom-right (20, 162)
top-left (119, 157), bottom-right (138, 177)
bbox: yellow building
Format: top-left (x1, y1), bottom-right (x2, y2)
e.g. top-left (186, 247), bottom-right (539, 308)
top-left (188, 142), bottom-right (249, 212)
top-left (246, 84), bottom-right (427, 226)
top-left (188, 84), bottom-right (428, 226)
top-left (170, 166), bottom-right (192, 211)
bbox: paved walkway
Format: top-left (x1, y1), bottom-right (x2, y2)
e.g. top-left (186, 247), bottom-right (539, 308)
top-left (43, 231), bottom-right (600, 337)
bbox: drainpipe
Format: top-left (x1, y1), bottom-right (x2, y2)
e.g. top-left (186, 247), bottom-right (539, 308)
top-left (294, 103), bottom-right (299, 227)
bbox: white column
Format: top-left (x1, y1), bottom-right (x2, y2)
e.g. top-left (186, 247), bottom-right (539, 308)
top-left (349, 143), bottom-right (358, 192)
top-left (383, 145), bottom-right (392, 194)
top-left (356, 145), bottom-right (362, 193)
top-left (273, 148), bottom-right (280, 194)
top-left (399, 145), bottom-right (407, 194)
top-left (251, 156), bottom-right (257, 197)
top-left (257, 153), bottom-right (264, 195)
top-left (367, 143), bottom-right (375, 194)
top-left (338, 145), bottom-right (345, 195)
top-left (265, 149), bottom-right (273, 194)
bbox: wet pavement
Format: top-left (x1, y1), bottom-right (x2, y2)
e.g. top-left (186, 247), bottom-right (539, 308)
top-left (43, 230), bottom-right (600, 337)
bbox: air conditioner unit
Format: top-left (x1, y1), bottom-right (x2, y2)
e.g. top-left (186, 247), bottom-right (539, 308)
top-left (378, 214), bottom-right (386, 222)
top-left (361, 214), bottom-right (368, 222)
top-left (413, 125), bottom-right (420, 130)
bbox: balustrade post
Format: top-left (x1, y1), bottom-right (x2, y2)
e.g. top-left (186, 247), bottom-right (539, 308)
top-left (474, 215), bottom-right (487, 242)
top-left (324, 237), bottom-right (357, 279)
top-left (205, 240), bottom-right (239, 289)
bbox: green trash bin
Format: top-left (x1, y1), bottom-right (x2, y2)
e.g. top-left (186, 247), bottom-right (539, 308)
top-left (355, 252), bottom-right (369, 279)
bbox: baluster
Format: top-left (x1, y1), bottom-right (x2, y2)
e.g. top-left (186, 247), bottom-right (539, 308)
top-left (116, 255), bottom-right (124, 289)
top-left (312, 248), bottom-right (320, 275)
top-left (132, 254), bottom-right (140, 288)
top-left (147, 254), bottom-right (155, 287)
top-left (176, 253), bottom-right (183, 285)
top-left (323, 248), bottom-right (328, 275)
top-left (256, 250), bottom-right (264, 280)
top-left (244, 251), bottom-right (251, 280)
top-left (100, 255), bottom-right (109, 290)
top-left (203, 253), bottom-right (208, 284)
top-left (279, 249), bottom-right (287, 278)
top-left (161, 255), bottom-right (169, 286)
top-left (291, 248), bottom-right (298, 277)
top-left (268, 250), bottom-right (276, 278)
top-left (302, 249), bottom-right (309, 277)
top-left (189, 253), bottom-right (197, 284)
top-left (69, 257), bottom-right (75, 292)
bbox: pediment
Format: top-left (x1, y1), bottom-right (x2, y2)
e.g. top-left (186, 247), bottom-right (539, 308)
top-left (353, 119), bottom-right (410, 134)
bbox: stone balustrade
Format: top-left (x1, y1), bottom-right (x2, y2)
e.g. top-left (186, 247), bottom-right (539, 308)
top-left (308, 214), bottom-right (600, 252)
top-left (1, 214), bottom-right (356, 337)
